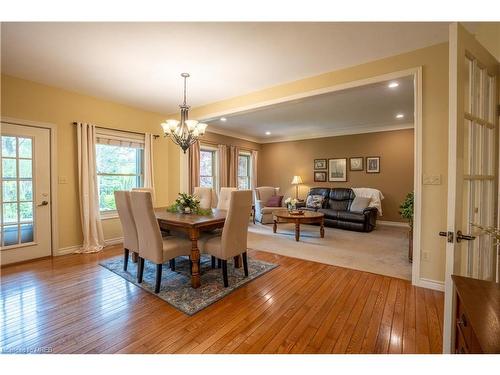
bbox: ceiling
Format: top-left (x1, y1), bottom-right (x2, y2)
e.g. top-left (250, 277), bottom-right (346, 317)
top-left (205, 75), bottom-right (414, 143)
top-left (1, 22), bottom-right (454, 115)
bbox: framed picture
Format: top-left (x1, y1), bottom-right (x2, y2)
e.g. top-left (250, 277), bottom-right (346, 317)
top-left (314, 159), bottom-right (327, 170)
top-left (328, 158), bottom-right (347, 182)
top-left (366, 157), bottom-right (380, 173)
top-left (314, 171), bottom-right (327, 182)
top-left (349, 157), bottom-right (364, 171)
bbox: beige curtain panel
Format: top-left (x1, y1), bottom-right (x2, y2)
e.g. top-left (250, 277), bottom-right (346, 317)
top-left (228, 145), bottom-right (240, 188)
top-left (75, 122), bottom-right (105, 253)
top-left (143, 132), bottom-right (155, 193)
top-left (251, 150), bottom-right (258, 190)
top-left (218, 144), bottom-right (229, 188)
top-left (189, 140), bottom-right (201, 194)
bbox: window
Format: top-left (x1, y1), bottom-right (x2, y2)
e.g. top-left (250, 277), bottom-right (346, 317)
top-left (200, 148), bottom-right (217, 189)
top-left (238, 152), bottom-right (251, 190)
top-left (95, 133), bottom-right (144, 213)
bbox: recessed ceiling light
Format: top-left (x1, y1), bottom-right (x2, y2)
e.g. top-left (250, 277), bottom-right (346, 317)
top-left (220, 117), bottom-right (227, 122)
top-left (388, 82), bottom-right (399, 88)
top-left (396, 113), bottom-right (404, 119)
top-left (265, 131), bottom-right (271, 135)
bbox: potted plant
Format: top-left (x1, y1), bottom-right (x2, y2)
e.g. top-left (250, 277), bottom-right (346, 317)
top-left (399, 192), bottom-right (414, 262)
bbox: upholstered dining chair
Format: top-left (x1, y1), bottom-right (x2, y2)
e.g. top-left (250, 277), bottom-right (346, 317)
top-left (130, 191), bottom-right (192, 293)
top-left (132, 187), bottom-right (155, 205)
top-left (199, 190), bottom-right (252, 287)
top-left (114, 191), bottom-right (139, 271)
top-left (193, 186), bottom-right (213, 210)
top-left (217, 187), bottom-right (237, 210)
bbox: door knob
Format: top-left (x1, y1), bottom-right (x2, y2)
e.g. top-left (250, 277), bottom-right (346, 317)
top-left (456, 230), bottom-right (475, 243)
top-left (37, 200), bottom-right (49, 207)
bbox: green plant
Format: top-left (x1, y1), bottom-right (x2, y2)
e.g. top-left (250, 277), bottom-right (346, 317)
top-left (399, 192), bottom-right (414, 229)
top-left (166, 192), bottom-right (212, 216)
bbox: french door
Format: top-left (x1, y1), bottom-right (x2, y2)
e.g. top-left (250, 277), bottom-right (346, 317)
top-left (443, 23), bottom-right (499, 353)
top-left (1, 122), bottom-right (52, 265)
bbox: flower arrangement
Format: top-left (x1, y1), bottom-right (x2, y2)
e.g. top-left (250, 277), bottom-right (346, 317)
top-left (166, 193), bottom-right (212, 215)
top-left (284, 197), bottom-right (298, 211)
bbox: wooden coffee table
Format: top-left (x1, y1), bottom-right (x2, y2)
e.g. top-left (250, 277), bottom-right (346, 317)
top-left (273, 210), bottom-right (325, 242)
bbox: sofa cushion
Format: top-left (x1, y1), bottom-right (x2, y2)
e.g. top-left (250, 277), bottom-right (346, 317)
top-left (261, 207), bottom-right (282, 214)
top-left (306, 194), bottom-right (324, 209)
top-left (266, 195), bottom-right (283, 207)
top-left (318, 208), bottom-right (338, 220)
top-left (336, 210), bottom-right (366, 223)
top-left (256, 186), bottom-right (278, 204)
top-left (349, 196), bottom-right (371, 212)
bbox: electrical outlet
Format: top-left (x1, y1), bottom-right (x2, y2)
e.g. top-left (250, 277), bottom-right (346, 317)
top-left (422, 251), bottom-right (430, 261)
top-left (58, 176), bottom-right (68, 184)
top-left (423, 174), bottom-right (442, 185)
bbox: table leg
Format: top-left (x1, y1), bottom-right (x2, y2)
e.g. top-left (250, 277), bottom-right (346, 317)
top-left (273, 219), bottom-right (278, 233)
top-left (189, 228), bottom-right (201, 288)
top-left (295, 220), bottom-right (300, 242)
top-left (234, 255), bottom-right (242, 268)
top-left (320, 218), bottom-right (325, 238)
top-left (252, 206), bottom-right (256, 224)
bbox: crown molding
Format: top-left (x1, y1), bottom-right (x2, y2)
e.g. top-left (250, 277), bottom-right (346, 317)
top-left (206, 125), bottom-right (261, 144)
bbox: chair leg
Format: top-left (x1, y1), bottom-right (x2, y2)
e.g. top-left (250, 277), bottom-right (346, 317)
top-left (211, 256), bottom-right (216, 269)
top-left (242, 252), bottom-right (249, 277)
top-left (137, 257), bottom-right (145, 283)
top-left (155, 264), bottom-right (162, 293)
top-left (222, 260), bottom-right (228, 287)
top-left (217, 259), bottom-right (222, 268)
top-left (169, 258), bottom-right (176, 271)
top-left (123, 248), bottom-right (130, 271)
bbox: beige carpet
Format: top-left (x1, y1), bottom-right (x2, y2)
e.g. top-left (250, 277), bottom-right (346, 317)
top-left (247, 222), bottom-right (412, 280)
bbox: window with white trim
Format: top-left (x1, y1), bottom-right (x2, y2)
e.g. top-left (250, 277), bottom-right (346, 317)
top-left (200, 147), bottom-right (217, 189)
top-left (95, 130), bottom-right (144, 213)
top-left (238, 152), bottom-right (251, 190)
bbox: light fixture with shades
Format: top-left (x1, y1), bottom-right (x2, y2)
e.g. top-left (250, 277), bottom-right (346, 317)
top-left (291, 175), bottom-right (303, 199)
top-left (161, 73), bottom-right (207, 153)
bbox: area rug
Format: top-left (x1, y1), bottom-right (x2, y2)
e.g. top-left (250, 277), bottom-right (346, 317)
top-left (100, 255), bottom-right (277, 315)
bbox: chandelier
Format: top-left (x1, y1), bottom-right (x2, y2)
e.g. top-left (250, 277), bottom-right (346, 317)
top-left (161, 73), bottom-right (207, 153)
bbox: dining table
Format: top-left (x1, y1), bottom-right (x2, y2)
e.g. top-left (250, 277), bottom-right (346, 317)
top-left (155, 208), bottom-right (229, 288)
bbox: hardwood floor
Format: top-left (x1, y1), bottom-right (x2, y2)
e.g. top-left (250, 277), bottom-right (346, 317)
top-left (0, 246), bottom-right (443, 354)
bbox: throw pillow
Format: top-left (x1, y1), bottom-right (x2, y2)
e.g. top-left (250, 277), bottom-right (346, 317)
top-left (350, 196), bottom-right (371, 212)
top-left (306, 194), bottom-right (324, 209)
top-left (266, 195), bottom-right (283, 207)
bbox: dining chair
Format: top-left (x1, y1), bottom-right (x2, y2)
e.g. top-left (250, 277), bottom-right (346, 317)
top-left (114, 191), bottom-right (139, 271)
top-left (130, 191), bottom-right (192, 293)
top-left (217, 187), bottom-right (237, 210)
top-left (199, 190), bottom-right (252, 287)
top-left (193, 186), bottom-right (213, 209)
top-left (132, 187), bottom-right (155, 206)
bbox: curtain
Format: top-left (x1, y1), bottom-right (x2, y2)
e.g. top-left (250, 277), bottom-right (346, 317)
top-left (75, 122), bottom-right (105, 253)
top-left (143, 132), bottom-right (155, 202)
top-left (218, 144), bottom-right (228, 188)
top-left (251, 150), bottom-right (258, 190)
top-left (228, 145), bottom-right (240, 188)
top-left (189, 140), bottom-right (201, 194)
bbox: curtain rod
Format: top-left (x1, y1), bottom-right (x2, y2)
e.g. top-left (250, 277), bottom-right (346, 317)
top-left (72, 122), bottom-right (160, 139)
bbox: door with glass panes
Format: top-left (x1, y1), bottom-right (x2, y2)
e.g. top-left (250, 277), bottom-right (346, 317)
top-left (1, 122), bottom-right (51, 265)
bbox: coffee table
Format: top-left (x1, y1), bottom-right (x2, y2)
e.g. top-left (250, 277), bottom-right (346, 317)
top-left (273, 210), bottom-right (325, 242)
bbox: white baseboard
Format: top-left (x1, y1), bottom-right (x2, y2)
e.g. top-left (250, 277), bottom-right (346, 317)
top-left (55, 237), bottom-right (123, 256)
top-left (377, 220), bottom-right (409, 228)
top-left (416, 277), bottom-right (445, 292)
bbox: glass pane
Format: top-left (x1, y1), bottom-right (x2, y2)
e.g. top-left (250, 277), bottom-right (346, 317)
top-left (3, 225), bottom-right (19, 246)
top-left (2, 136), bottom-right (16, 157)
top-left (98, 175), bottom-right (137, 211)
top-left (200, 151), bottom-right (213, 177)
top-left (3, 203), bottom-right (18, 224)
top-left (19, 202), bottom-right (33, 223)
top-left (238, 177), bottom-right (249, 190)
top-left (18, 137), bottom-right (32, 158)
top-left (19, 180), bottom-right (33, 201)
top-left (19, 159), bottom-right (32, 178)
top-left (238, 155), bottom-right (249, 177)
top-left (20, 223), bottom-right (34, 243)
top-left (200, 176), bottom-right (213, 188)
top-left (96, 144), bottom-right (143, 174)
top-left (3, 180), bottom-right (18, 202)
top-left (2, 158), bottom-right (17, 178)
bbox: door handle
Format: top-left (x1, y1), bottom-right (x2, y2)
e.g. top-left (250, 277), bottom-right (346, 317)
top-left (456, 230), bottom-right (475, 243)
top-left (37, 200), bottom-right (49, 207)
top-left (439, 231), bottom-right (454, 243)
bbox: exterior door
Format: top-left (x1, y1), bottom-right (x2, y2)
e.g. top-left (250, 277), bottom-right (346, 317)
top-left (1, 122), bottom-right (52, 265)
top-left (443, 23), bottom-right (499, 353)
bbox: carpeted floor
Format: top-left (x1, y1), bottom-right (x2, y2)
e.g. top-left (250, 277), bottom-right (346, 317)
top-left (247, 222), bottom-right (412, 280)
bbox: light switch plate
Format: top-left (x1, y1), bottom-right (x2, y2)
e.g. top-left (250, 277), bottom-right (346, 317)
top-left (58, 176), bottom-right (68, 184)
top-left (423, 174), bottom-right (441, 185)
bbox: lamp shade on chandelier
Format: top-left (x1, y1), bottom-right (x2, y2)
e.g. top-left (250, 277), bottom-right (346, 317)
top-left (161, 73), bottom-right (207, 153)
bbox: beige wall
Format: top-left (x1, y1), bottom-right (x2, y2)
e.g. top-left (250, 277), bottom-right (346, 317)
top-left (1, 74), bottom-right (179, 250)
top-left (258, 129), bottom-right (414, 222)
top-left (170, 43), bottom-right (449, 283)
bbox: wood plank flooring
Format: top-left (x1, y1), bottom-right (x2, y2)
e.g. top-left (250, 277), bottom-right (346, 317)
top-left (0, 246), bottom-right (443, 354)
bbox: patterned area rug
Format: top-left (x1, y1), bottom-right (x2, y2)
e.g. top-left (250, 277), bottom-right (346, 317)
top-left (100, 254), bottom-right (277, 315)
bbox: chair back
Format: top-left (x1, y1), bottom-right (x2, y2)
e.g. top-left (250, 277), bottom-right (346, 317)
top-left (114, 191), bottom-right (139, 252)
top-left (220, 190), bottom-right (252, 258)
top-left (193, 186), bottom-right (213, 209)
top-left (217, 187), bottom-right (237, 210)
top-left (130, 191), bottom-right (163, 264)
top-left (255, 186), bottom-right (280, 205)
top-left (132, 187), bottom-right (155, 205)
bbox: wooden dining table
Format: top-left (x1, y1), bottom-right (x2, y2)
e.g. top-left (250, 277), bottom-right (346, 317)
top-left (155, 208), bottom-right (227, 288)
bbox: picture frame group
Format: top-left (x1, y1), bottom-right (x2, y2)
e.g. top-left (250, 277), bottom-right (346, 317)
top-left (313, 156), bottom-right (380, 182)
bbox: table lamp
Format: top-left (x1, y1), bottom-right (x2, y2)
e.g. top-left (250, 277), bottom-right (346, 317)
top-left (291, 175), bottom-right (303, 199)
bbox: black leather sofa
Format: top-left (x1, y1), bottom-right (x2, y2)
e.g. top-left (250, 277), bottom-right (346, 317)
top-left (301, 187), bottom-right (378, 232)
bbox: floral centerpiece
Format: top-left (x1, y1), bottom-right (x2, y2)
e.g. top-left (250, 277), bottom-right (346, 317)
top-left (284, 197), bottom-right (298, 211)
top-left (166, 193), bottom-right (212, 215)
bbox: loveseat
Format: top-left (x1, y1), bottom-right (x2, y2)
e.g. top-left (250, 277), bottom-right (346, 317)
top-left (302, 187), bottom-right (378, 232)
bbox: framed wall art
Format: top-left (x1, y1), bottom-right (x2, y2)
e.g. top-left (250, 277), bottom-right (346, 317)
top-left (328, 158), bottom-right (347, 182)
top-left (314, 159), bottom-right (327, 170)
top-left (349, 157), bottom-right (364, 171)
top-left (366, 156), bottom-right (380, 173)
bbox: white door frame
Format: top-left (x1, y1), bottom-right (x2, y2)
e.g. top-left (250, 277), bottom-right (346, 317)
top-left (181, 67), bottom-right (426, 287)
top-left (1, 117), bottom-right (59, 257)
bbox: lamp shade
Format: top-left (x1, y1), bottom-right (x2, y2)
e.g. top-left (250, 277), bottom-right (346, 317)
top-left (291, 175), bottom-right (303, 185)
